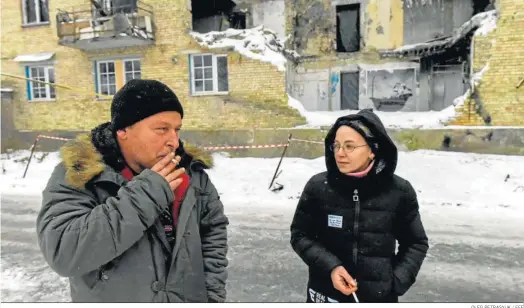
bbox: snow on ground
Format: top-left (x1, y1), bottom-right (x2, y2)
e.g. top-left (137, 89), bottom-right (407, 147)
top-left (1, 149), bottom-right (523, 214)
top-left (289, 95), bottom-right (493, 129)
top-left (190, 25), bottom-right (298, 72)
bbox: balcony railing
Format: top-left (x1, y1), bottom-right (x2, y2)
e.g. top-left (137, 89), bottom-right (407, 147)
top-left (56, 1), bottom-right (155, 51)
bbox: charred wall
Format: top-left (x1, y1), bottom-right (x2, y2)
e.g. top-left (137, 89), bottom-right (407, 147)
top-left (286, 0), bottom-right (405, 57)
top-left (403, 0), bottom-right (475, 45)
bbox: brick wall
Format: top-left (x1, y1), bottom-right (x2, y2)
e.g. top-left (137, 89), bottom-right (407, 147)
top-left (1, 0), bottom-right (305, 132)
top-left (451, 0), bottom-right (524, 126)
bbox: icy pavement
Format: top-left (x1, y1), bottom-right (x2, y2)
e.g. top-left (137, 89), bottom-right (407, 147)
top-left (1, 150), bottom-right (523, 302)
top-left (1, 195), bottom-right (523, 302)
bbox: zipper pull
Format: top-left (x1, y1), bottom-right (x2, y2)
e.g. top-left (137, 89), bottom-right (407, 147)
top-left (353, 189), bottom-right (359, 202)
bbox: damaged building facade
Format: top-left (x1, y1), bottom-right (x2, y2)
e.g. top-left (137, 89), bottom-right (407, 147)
top-left (1, 0), bottom-right (303, 132)
top-left (285, 0), bottom-right (499, 113)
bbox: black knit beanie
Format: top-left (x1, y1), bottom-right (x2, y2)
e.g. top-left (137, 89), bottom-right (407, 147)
top-left (90, 79), bottom-right (183, 171)
top-left (111, 79), bottom-right (183, 131)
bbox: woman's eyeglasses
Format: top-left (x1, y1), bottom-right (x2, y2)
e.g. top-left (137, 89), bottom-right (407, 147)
top-left (330, 143), bottom-right (367, 153)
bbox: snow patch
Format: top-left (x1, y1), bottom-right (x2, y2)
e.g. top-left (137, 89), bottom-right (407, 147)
top-left (2, 149), bottom-right (523, 212)
top-left (404, 0), bottom-right (434, 8)
top-left (287, 94), bottom-right (308, 117)
top-left (475, 10), bottom-right (498, 36)
top-left (439, 64), bottom-right (490, 122)
top-left (13, 52), bottom-right (55, 63)
top-left (190, 25), bottom-right (299, 72)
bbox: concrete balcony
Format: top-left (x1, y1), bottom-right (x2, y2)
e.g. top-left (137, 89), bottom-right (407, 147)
top-left (56, 1), bottom-right (154, 51)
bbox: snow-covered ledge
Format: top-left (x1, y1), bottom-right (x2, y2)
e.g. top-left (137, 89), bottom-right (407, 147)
top-left (189, 25), bottom-right (300, 72)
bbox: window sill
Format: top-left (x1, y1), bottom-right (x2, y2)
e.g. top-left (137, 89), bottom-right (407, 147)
top-left (22, 22), bottom-right (51, 28)
top-left (96, 96), bottom-right (114, 101)
top-left (28, 99), bottom-right (56, 103)
top-left (191, 92), bottom-right (230, 97)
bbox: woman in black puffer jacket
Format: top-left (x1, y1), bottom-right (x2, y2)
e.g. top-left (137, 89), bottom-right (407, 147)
top-left (290, 109), bottom-right (429, 303)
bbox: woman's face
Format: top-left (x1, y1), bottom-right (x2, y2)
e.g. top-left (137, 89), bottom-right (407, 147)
top-left (333, 125), bottom-right (375, 173)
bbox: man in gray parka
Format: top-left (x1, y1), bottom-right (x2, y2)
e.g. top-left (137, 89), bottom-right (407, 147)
top-left (36, 79), bottom-right (229, 302)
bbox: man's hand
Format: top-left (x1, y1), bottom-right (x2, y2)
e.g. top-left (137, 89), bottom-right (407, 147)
top-left (151, 152), bottom-right (186, 191)
top-left (331, 266), bottom-right (358, 296)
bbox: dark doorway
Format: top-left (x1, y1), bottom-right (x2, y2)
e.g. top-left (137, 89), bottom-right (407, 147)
top-left (341, 72), bottom-right (360, 110)
top-left (336, 4), bottom-right (360, 52)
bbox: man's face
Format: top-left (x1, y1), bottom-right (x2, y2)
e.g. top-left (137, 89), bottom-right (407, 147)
top-left (116, 111), bottom-right (182, 173)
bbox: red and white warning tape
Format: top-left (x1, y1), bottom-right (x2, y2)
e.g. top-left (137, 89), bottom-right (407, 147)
top-left (31, 135), bottom-right (288, 151)
top-left (36, 135), bottom-right (72, 142)
top-left (291, 138), bottom-right (324, 145)
top-left (202, 143), bottom-right (288, 151)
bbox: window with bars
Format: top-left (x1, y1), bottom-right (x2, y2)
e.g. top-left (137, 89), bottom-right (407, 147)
top-left (22, 0), bottom-right (50, 25)
top-left (26, 65), bottom-right (55, 101)
top-left (94, 58), bottom-right (141, 96)
top-left (190, 54), bottom-right (229, 95)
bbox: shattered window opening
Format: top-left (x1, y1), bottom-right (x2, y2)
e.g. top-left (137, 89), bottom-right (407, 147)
top-left (228, 11), bottom-right (246, 30)
top-left (336, 4), bottom-right (360, 53)
top-left (190, 54), bottom-right (229, 95)
top-left (22, 0), bottom-right (49, 25)
top-left (28, 65), bottom-right (55, 101)
top-left (191, 0), bottom-right (241, 33)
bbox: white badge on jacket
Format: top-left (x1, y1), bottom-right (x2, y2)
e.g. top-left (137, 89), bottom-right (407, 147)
top-left (327, 214), bottom-right (343, 228)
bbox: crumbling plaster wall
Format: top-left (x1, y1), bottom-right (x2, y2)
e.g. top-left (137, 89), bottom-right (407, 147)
top-left (233, 0), bottom-right (286, 38)
top-left (403, 0), bottom-right (475, 45)
top-left (288, 61), bottom-right (420, 111)
top-left (285, 0), bottom-right (404, 56)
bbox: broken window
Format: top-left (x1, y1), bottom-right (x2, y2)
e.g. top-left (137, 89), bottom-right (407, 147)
top-left (473, 0), bottom-right (494, 14)
top-left (336, 4), bottom-right (360, 53)
top-left (190, 54), bottom-right (229, 95)
top-left (22, 0), bottom-right (49, 25)
top-left (228, 11), bottom-right (247, 30)
top-left (191, 0), bottom-right (240, 33)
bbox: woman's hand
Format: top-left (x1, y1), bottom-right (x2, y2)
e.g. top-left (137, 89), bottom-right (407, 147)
top-left (331, 266), bottom-right (358, 295)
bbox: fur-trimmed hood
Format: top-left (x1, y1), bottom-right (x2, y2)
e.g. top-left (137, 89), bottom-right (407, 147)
top-left (60, 133), bottom-right (213, 189)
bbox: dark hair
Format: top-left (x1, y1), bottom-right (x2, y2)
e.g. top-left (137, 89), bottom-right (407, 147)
top-left (339, 119), bottom-right (379, 153)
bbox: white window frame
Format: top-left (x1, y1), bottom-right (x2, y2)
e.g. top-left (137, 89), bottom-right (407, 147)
top-left (28, 65), bottom-right (55, 101)
top-left (190, 54), bottom-right (229, 96)
top-left (22, 0), bottom-right (50, 25)
top-left (97, 60), bottom-right (117, 96)
top-left (123, 59), bottom-right (141, 83)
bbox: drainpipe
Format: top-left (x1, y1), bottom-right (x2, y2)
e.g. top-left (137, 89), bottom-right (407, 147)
top-left (328, 66), bottom-right (332, 111)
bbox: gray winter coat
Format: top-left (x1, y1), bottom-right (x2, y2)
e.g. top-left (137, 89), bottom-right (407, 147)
top-left (36, 134), bottom-right (229, 302)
